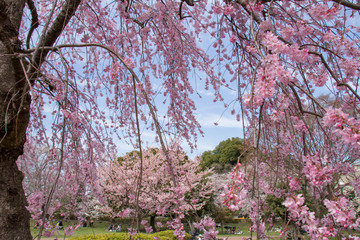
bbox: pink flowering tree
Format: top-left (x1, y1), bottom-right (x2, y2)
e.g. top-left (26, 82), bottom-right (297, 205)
top-left (100, 146), bottom-right (214, 236)
top-left (215, 0), bottom-right (360, 239)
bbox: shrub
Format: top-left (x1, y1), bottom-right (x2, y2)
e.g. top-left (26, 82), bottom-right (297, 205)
top-left (155, 230), bottom-right (191, 240)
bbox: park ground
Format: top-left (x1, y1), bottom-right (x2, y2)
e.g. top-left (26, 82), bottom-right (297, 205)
top-left (32, 220), bottom-right (359, 240)
top-left (31, 220), bottom-right (282, 239)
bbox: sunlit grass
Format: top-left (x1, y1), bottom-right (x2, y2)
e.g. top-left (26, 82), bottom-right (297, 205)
top-left (31, 219), bottom-right (360, 239)
top-left (30, 220), bottom-right (116, 239)
top-left (30, 219), bottom-right (281, 239)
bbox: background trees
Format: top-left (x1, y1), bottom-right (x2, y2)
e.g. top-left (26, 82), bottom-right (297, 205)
top-left (200, 137), bottom-right (249, 173)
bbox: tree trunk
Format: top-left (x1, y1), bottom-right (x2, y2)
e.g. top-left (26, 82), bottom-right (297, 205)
top-left (0, 1), bottom-right (31, 239)
top-left (0, 151), bottom-right (32, 240)
top-left (1, 0), bottom-right (82, 238)
top-left (150, 215), bottom-right (156, 232)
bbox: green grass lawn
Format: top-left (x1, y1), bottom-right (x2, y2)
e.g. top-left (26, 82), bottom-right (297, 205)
top-left (30, 220), bottom-right (283, 239)
top-left (31, 220), bottom-right (360, 239)
top-left (215, 222), bottom-right (360, 240)
top-left (31, 220), bottom-right (120, 239)
top-left (29, 218), bottom-right (360, 239)
top-left (216, 221), bottom-right (282, 237)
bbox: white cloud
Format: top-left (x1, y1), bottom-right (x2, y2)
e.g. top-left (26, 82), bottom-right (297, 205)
top-left (196, 89), bottom-right (217, 97)
top-left (197, 113), bottom-right (242, 128)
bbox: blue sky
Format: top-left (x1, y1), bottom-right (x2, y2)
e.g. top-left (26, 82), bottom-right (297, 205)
top-left (188, 88), bottom-right (244, 157)
top-left (114, 82), bottom-right (245, 159)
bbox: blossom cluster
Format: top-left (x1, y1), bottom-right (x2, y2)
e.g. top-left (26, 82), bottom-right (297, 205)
top-left (283, 194), bottom-right (335, 239)
top-left (141, 220), bottom-right (154, 233)
top-left (323, 108), bottom-right (360, 148)
top-left (167, 218), bottom-right (186, 240)
top-left (282, 194), bottom-right (360, 239)
top-left (324, 197), bottom-right (359, 229)
top-left (193, 217), bottom-right (218, 240)
top-left (221, 163), bottom-right (248, 211)
top-left (302, 154), bottom-right (336, 187)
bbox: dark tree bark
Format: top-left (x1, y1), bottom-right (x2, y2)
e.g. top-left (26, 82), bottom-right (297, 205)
top-left (0, 1), bottom-right (31, 239)
top-left (0, 154), bottom-right (31, 240)
top-left (150, 214), bottom-right (157, 232)
top-left (0, 0), bottom-right (81, 239)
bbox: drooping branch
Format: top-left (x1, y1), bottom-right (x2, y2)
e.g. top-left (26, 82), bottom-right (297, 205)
top-left (132, 75), bottom-right (144, 232)
top-left (291, 82), bottom-right (326, 112)
top-left (27, 43), bottom-right (178, 186)
top-left (309, 51), bottom-right (360, 103)
top-left (25, 0), bottom-right (39, 49)
top-left (37, 49), bottom-right (68, 240)
top-left (179, 0), bottom-right (192, 19)
top-left (331, 0), bottom-right (360, 10)
top-left (250, 12), bottom-right (264, 59)
top-left (183, 0), bottom-right (194, 7)
top-left (29, 0), bottom-right (82, 77)
top-left (235, 0), bottom-right (261, 23)
top-left (289, 85), bottom-right (324, 118)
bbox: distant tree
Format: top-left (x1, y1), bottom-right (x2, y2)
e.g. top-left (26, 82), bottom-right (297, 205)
top-left (200, 138), bottom-right (249, 172)
top-left (100, 146), bottom-right (214, 232)
top-left (264, 195), bottom-right (286, 221)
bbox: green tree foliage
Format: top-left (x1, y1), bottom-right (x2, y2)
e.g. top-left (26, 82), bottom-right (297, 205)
top-left (200, 138), bottom-right (248, 172)
top-left (264, 195), bottom-right (286, 220)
